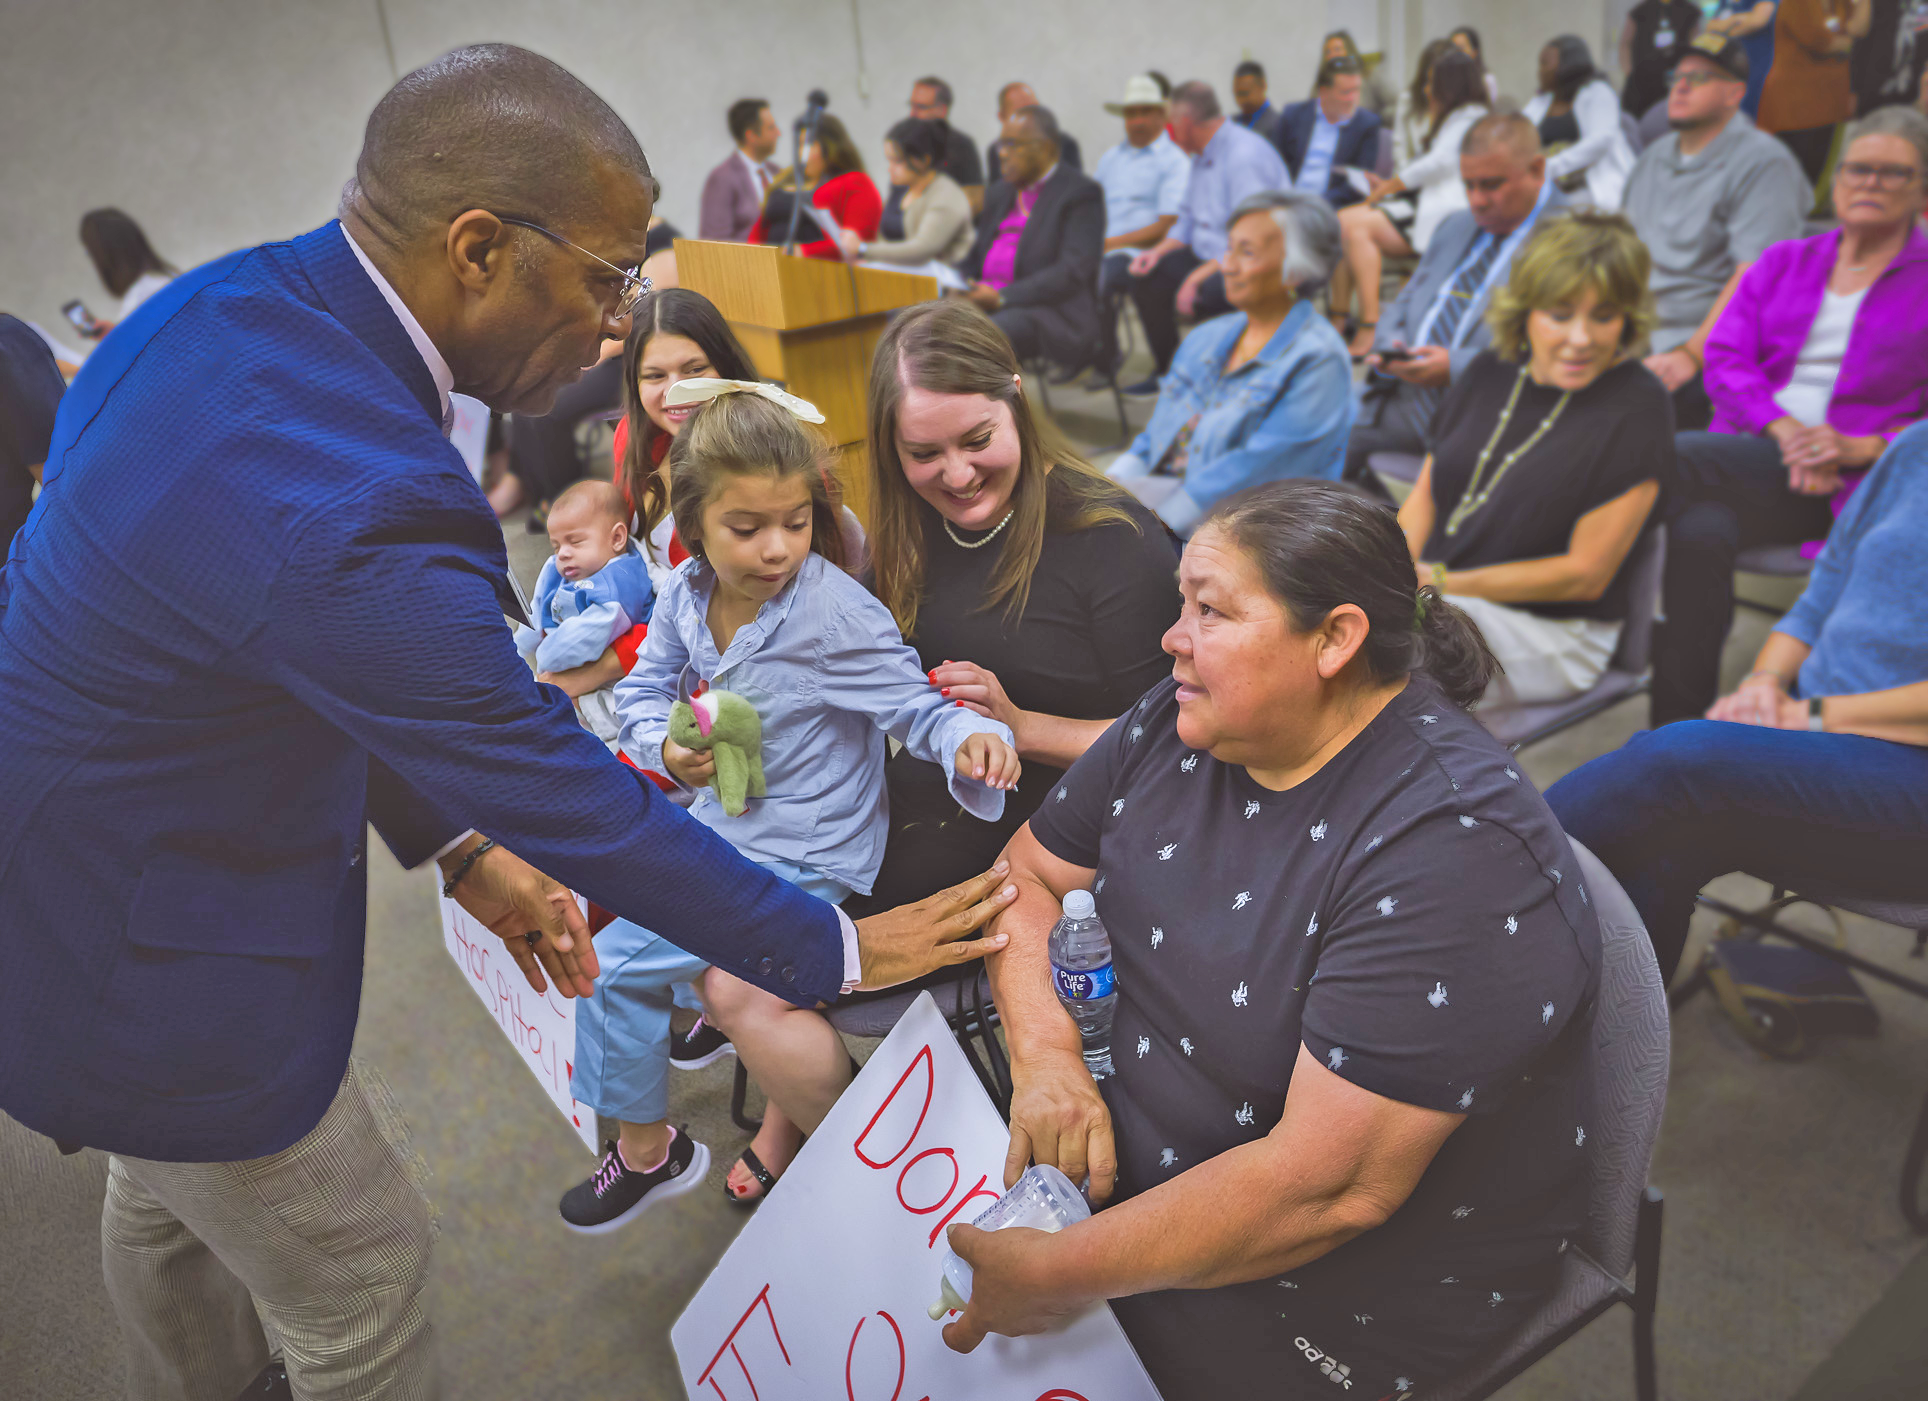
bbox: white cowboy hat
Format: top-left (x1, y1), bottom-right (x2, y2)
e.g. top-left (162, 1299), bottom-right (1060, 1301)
top-left (1103, 74), bottom-right (1168, 115)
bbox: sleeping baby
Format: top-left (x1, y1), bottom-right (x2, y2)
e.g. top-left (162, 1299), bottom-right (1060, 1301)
top-left (514, 479), bottom-right (654, 743)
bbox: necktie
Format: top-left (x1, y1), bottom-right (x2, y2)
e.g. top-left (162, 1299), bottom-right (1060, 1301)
top-left (1428, 237), bottom-right (1506, 349)
top-left (757, 165), bottom-right (771, 195)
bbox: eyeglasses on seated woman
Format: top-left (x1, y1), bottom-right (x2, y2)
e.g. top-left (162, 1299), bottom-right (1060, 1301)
top-left (1396, 209), bottom-right (1667, 716)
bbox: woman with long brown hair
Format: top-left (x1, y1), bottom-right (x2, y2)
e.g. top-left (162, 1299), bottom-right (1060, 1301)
top-left (533, 288), bottom-right (760, 703)
top-left (702, 300), bottom-right (1181, 1202)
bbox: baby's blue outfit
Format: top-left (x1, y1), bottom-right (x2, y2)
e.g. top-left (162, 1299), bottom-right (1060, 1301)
top-left (512, 540), bottom-right (654, 674)
top-left (572, 552), bottom-right (1013, 1125)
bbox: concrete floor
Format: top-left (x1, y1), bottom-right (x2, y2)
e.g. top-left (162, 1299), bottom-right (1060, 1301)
top-left (5, 364), bottom-right (1926, 1401)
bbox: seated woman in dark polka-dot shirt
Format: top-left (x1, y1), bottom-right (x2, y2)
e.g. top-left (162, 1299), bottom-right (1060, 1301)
top-left (939, 480), bottom-right (1601, 1401)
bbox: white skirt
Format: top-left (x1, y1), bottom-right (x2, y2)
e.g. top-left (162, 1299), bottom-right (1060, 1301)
top-left (1446, 595), bottom-right (1622, 714)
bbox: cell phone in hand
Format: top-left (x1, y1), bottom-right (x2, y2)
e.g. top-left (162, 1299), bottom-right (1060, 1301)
top-left (1376, 345), bottom-right (1415, 363)
top-left (62, 299), bottom-right (106, 339)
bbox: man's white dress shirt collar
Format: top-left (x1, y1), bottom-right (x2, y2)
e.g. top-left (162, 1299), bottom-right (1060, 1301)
top-left (341, 223), bottom-right (456, 434)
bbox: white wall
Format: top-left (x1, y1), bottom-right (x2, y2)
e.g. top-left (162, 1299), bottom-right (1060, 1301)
top-left (1, 0), bottom-right (1607, 338)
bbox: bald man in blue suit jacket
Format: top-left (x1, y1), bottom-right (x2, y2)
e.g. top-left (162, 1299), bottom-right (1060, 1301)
top-left (0, 46), bottom-right (1009, 1399)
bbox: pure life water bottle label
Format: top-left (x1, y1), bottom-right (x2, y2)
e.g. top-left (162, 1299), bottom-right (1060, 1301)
top-left (1053, 963), bottom-right (1116, 1001)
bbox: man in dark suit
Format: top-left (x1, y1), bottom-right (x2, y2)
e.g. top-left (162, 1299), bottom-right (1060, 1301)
top-left (1349, 114), bottom-right (1562, 481)
top-left (984, 81), bottom-right (1084, 184)
top-left (0, 45), bottom-right (1010, 1399)
top-left (698, 96), bottom-right (780, 241)
top-left (1274, 56), bottom-right (1382, 210)
top-left (1231, 59), bottom-right (1284, 143)
top-left (958, 104), bottom-right (1107, 369)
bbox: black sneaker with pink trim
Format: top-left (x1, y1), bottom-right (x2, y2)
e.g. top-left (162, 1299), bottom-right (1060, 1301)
top-left (670, 1015), bottom-right (735, 1070)
top-left (558, 1129), bottom-right (710, 1235)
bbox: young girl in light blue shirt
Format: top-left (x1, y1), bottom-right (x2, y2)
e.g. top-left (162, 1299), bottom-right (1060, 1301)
top-left (556, 378), bottom-right (1018, 1234)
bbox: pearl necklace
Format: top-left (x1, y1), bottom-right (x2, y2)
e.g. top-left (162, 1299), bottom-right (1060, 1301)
top-left (1444, 367), bottom-right (1573, 537)
top-left (944, 509), bottom-right (1015, 549)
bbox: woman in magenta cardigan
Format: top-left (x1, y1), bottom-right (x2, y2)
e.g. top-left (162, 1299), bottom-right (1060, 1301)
top-left (1651, 106), bottom-right (1928, 724)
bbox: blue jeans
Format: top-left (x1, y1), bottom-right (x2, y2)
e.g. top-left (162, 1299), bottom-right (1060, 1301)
top-left (1546, 721), bottom-right (1928, 981)
top-left (572, 860), bottom-right (851, 1123)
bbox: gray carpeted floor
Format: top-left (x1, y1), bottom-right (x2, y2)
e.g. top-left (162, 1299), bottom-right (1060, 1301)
top-left (6, 367), bottom-right (1926, 1401)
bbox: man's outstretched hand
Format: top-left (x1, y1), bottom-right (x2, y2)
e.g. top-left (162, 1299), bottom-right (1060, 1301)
top-left (438, 836), bottom-right (599, 998)
top-left (853, 862), bottom-right (1017, 991)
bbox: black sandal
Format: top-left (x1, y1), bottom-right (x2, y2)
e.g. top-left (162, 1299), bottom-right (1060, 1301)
top-left (724, 1145), bottom-right (779, 1208)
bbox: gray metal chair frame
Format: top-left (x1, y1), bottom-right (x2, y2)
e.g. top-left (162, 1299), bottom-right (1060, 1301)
top-left (1027, 352), bottom-right (1133, 450)
top-left (1432, 842), bottom-right (1669, 1401)
top-left (1479, 526), bottom-right (1666, 752)
top-left (1733, 542), bottom-right (1812, 617)
top-left (1672, 885), bottom-right (1928, 1232)
top-left (730, 965), bottom-right (1010, 1132)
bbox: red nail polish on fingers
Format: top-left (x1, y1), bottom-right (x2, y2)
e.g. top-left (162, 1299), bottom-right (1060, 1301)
top-left (941, 687), bottom-right (952, 696)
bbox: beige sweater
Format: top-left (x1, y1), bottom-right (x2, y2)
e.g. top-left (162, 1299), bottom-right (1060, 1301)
top-left (862, 172), bottom-right (974, 265)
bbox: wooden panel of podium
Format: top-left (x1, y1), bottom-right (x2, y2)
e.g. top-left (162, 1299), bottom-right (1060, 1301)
top-left (674, 239), bottom-right (937, 525)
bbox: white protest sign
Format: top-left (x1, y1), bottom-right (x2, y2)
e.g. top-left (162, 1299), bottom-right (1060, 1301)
top-left (439, 894), bottom-right (599, 1152)
top-left (672, 991), bottom-right (1164, 1401)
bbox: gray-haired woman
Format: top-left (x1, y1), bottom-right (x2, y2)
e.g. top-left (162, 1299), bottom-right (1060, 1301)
top-left (1109, 190), bottom-right (1356, 535)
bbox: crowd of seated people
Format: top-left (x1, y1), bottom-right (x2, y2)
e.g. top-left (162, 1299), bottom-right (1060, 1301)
top-left (38, 26), bottom-right (1928, 1393)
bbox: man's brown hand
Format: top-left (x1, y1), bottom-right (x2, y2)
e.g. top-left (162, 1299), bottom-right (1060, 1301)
top-left (440, 837), bottom-right (600, 998)
top-left (853, 862), bottom-right (1016, 991)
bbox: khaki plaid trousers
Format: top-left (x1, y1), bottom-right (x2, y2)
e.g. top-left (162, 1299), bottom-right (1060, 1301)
top-left (100, 1060), bottom-right (437, 1401)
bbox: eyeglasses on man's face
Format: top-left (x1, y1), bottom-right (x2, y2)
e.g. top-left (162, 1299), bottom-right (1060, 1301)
top-left (1837, 161), bottom-right (1922, 191)
top-left (493, 215), bottom-right (651, 319)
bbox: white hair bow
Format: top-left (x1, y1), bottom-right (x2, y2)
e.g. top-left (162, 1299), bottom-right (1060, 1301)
top-left (661, 377), bottom-right (825, 424)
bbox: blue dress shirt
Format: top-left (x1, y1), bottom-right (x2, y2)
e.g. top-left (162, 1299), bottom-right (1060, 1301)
top-left (1173, 121), bottom-right (1292, 263)
top-left (1292, 110), bottom-right (1344, 196)
top-left (1094, 133), bottom-right (1192, 243)
top-left (614, 552), bottom-right (1011, 894)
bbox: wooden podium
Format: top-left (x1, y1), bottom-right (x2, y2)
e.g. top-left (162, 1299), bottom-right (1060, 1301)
top-left (674, 239), bottom-right (937, 524)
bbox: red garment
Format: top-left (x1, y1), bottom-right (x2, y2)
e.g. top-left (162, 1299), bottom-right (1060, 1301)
top-left (611, 415), bottom-right (690, 569)
top-left (748, 170), bottom-right (882, 261)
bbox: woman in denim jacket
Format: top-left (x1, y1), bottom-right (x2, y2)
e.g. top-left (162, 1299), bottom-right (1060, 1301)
top-left (1109, 190), bottom-right (1355, 536)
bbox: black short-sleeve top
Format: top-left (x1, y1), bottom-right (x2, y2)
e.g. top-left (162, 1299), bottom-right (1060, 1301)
top-left (1425, 351), bottom-right (1671, 622)
top-left (1029, 675), bottom-right (1600, 1397)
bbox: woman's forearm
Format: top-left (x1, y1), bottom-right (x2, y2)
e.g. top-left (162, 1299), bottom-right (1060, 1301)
top-left (1014, 713), bottom-right (1115, 769)
top-left (542, 646), bottom-right (627, 697)
top-left (1821, 680), bottom-right (1928, 746)
top-left (985, 866), bottom-right (1087, 1071)
top-left (1042, 1135), bottom-right (1383, 1298)
top-left (1442, 553), bottom-right (1610, 605)
top-left (1750, 630), bottom-right (1815, 685)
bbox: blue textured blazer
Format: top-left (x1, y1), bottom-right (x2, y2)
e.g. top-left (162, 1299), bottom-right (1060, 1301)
top-left (0, 223), bottom-right (844, 1163)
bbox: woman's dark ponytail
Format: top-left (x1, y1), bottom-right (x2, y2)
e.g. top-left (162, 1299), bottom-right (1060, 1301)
top-left (1203, 481), bottom-right (1498, 710)
top-left (1411, 583), bottom-right (1499, 710)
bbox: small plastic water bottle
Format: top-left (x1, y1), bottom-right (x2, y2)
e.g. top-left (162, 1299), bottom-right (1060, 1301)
top-left (1049, 889), bottom-right (1117, 1079)
top-left (929, 1164), bottom-right (1091, 1319)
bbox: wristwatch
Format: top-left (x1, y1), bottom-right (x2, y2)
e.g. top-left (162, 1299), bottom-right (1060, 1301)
top-left (1808, 695), bottom-right (1826, 732)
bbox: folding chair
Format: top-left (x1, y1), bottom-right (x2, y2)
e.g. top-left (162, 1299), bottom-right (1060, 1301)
top-left (1026, 353), bottom-right (1132, 450)
top-left (730, 965), bottom-right (1010, 1132)
top-left (1479, 526), bottom-right (1665, 751)
top-left (1366, 450), bottom-right (1425, 486)
top-left (1432, 842), bottom-right (1669, 1401)
top-left (1672, 886), bottom-right (1928, 1233)
top-left (1734, 542), bottom-right (1812, 617)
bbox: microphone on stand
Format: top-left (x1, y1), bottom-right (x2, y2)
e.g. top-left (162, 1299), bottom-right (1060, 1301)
top-left (782, 90), bottom-right (832, 255)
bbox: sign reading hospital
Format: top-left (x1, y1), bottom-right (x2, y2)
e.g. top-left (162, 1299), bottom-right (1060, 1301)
top-left (438, 894), bottom-right (599, 1152)
top-left (671, 993), bottom-right (1164, 1401)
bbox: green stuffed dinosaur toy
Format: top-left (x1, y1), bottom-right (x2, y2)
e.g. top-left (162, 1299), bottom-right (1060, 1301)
top-left (668, 689), bottom-right (766, 817)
